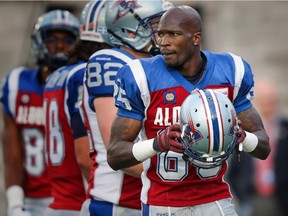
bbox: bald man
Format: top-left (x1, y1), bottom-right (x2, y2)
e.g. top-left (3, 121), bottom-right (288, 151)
top-left (107, 6), bottom-right (270, 216)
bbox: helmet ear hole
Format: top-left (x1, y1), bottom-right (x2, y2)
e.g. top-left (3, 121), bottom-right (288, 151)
top-left (180, 89), bottom-right (238, 168)
top-left (127, 30), bottom-right (137, 39)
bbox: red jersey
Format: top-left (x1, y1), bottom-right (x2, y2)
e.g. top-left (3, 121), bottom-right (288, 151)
top-left (114, 52), bottom-right (255, 206)
top-left (43, 63), bottom-right (87, 210)
top-left (0, 67), bottom-right (51, 198)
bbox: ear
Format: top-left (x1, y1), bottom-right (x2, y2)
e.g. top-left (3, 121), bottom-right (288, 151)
top-left (193, 32), bottom-right (202, 46)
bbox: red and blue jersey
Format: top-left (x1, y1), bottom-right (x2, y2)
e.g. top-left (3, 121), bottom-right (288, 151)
top-left (43, 62), bottom-right (86, 210)
top-left (0, 67), bottom-right (51, 198)
top-left (114, 51), bottom-right (254, 206)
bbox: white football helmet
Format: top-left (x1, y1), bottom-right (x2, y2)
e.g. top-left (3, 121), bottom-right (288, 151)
top-left (105, 0), bottom-right (173, 55)
top-left (31, 10), bottom-right (80, 67)
top-left (80, 0), bottom-right (111, 45)
top-left (180, 89), bottom-right (238, 168)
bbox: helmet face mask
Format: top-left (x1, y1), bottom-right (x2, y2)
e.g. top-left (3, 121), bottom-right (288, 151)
top-left (105, 0), bottom-right (173, 55)
top-left (180, 89), bottom-right (238, 169)
top-left (31, 10), bottom-right (80, 69)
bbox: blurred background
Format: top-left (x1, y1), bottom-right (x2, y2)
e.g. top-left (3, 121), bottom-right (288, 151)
top-left (0, 1), bottom-right (288, 215)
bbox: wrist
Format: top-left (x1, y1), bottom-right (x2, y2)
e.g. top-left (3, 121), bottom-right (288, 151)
top-left (6, 185), bottom-right (24, 210)
top-left (242, 131), bottom-right (258, 152)
top-left (132, 139), bottom-right (158, 162)
top-left (152, 137), bottom-right (161, 152)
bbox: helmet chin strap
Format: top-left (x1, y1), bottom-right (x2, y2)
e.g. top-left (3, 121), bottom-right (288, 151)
top-left (107, 29), bottom-right (160, 56)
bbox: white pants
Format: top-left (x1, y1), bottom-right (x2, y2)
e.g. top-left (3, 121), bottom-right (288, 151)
top-left (25, 197), bottom-right (53, 216)
top-left (142, 198), bottom-right (238, 216)
top-left (44, 207), bottom-right (80, 216)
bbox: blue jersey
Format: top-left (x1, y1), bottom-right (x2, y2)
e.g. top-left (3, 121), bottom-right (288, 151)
top-left (83, 48), bottom-right (142, 209)
top-left (0, 67), bottom-right (51, 198)
top-left (114, 51), bottom-right (254, 206)
top-left (43, 62), bottom-right (86, 210)
top-left (85, 48), bottom-right (136, 111)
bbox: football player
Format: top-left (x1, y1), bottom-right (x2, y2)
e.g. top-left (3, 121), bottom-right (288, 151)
top-left (0, 9), bottom-right (79, 216)
top-left (80, 0), bottom-right (173, 215)
top-left (42, 2), bottom-right (112, 216)
top-left (107, 5), bottom-right (271, 216)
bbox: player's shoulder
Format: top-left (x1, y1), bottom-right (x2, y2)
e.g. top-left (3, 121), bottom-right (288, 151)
top-left (66, 61), bottom-right (87, 84)
top-left (7, 66), bottom-right (36, 79)
top-left (4, 67), bottom-right (40, 90)
top-left (116, 55), bottom-right (166, 85)
top-left (204, 50), bottom-right (233, 60)
top-left (45, 65), bottom-right (71, 89)
top-left (125, 54), bottom-right (165, 74)
top-left (124, 54), bottom-right (163, 67)
top-left (204, 50), bottom-right (248, 65)
top-left (67, 61), bottom-right (86, 76)
top-left (89, 47), bottom-right (135, 64)
top-left (46, 65), bottom-right (67, 82)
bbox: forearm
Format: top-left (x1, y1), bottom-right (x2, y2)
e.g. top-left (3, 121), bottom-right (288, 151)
top-left (123, 163), bottom-right (143, 178)
top-left (245, 130), bottom-right (270, 159)
top-left (3, 140), bottom-right (24, 187)
top-left (107, 116), bottom-right (143, 170)
top-left (107, 139), bottom-right (140, 170)
top-left (2, 115), bottom-right (26, 212)
top-left (2, 118), bottom-right (24, 188)
top-left (74, 136), bottom-right (92, 182)
top-left (237, 108), bottom-right (270, 160)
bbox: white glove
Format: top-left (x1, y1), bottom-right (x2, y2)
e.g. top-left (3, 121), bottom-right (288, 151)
top-left (8, 207), bottom-right (32, 216)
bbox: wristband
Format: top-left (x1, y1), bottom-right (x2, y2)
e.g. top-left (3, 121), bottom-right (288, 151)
top-left (132, 139), bottom-right (158, 162)
top-left (242, 131), bottom-right (258, 152)
top-left (6, 185), bottom-right (24, 210)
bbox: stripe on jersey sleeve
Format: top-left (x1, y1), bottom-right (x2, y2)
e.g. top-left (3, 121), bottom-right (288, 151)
top-left (228, 53), bottom-right (245, 101)
top-left (8, 68), bottom-right (22, 116)
top-left (128, 59), bottom-right (150, 108)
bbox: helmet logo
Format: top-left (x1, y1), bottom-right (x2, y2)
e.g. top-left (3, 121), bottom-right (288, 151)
top-left (182, 114), bottom-right (203, 144)
top-left (111, 0), bottom-right (141, 24)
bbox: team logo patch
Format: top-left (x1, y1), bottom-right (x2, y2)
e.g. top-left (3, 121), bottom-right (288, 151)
top-left (111, 0), bottom-right (141, 24)
top-left (21, 94), bottom-right (30, 104)
top-left (164, 90), bottom-right (176, 104)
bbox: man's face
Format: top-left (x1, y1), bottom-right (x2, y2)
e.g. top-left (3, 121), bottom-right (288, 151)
top-left (157, 14), bottom-right (195, 69)
top-left (45, 30), bottom-right (75, 55)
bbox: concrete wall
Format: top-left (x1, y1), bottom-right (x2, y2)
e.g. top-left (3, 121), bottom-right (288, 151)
top-left (0, 1), bottom-right (287, 214)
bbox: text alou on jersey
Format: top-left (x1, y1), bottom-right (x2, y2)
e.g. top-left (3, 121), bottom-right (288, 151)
top-left (16, 106), bottom-right (44, 125)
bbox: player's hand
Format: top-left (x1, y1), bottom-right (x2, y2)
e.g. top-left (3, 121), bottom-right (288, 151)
top-left (8, 207), bottom-right (32, 216)
top-left (234, 120), bottom-right (246, 144)
top-left (153, 124), bottom-right (184, 153)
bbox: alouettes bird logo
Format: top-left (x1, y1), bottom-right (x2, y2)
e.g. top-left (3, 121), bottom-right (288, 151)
top-left (111, 0), bottom-right (142, 24)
